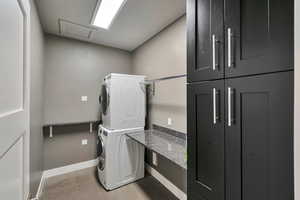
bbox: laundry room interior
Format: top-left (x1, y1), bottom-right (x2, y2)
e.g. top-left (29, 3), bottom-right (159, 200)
top-left (1, 0), bottom-right (298, 200)
top-left (27, 0), bottom-right (187, 199)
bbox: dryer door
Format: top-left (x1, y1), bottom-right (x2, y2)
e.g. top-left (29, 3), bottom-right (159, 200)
top-left (101, 84), bottom-right (109, 116)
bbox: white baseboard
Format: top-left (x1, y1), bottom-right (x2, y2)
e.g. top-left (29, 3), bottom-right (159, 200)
top-left (30, 173), bottom-right (46, 200)
top-left (43, 158), bottom-right (99, 178)
top-left (30, 159), bottom-right (98, 200)
top-left (36, 173), bottom-right (46, 199)
top-left (145, 163), bottom-right (187, 200)
top-left (30, 159), bottom-right (99, 200)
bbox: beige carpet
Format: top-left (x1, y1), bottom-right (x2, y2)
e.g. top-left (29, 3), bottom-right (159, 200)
top-left (42, 167), bottom-right (179, 200)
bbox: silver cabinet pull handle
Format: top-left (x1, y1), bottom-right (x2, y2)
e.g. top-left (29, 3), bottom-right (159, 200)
top-left (213, 88), bottom-right (217, 124)
top-left (227, 28), bottom-right (232, 68)
top-left (212, 34), bottom-right (217, 71)
top-left (228, 87), bottom-right (232, 126)
top-left (228, 87), bottom-right (235, 126)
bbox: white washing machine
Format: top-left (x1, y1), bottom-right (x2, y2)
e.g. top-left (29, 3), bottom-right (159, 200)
top-left (97, 125), bottom-right (145, 190)
top-left (100, 73), bottom-right (146, 130)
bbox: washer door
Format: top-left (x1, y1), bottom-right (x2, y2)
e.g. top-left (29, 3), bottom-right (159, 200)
top-left (100, 84), bottom-right (109, 116)
top-left (97, 135), bottom-right (105, 171)
top-left (97, 136), bottom-right (104, 157)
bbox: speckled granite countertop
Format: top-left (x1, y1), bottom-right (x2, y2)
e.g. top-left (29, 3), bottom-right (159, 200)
top-left (126, 129), bottom-right (187, 169)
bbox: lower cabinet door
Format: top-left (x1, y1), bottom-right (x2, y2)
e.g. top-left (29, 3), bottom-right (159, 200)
top-left (225, 71), bottom-right (294, 200)
top-left (187, 80), bottom-right (225, 200)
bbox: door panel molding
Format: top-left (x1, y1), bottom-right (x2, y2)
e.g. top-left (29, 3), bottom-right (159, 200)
top-left (0, 136), bottom-right (24, 200)
top-left (0, 0), bottom-right (30, 199)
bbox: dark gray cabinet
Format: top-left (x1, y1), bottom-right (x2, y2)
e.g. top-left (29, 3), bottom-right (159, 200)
top-left (187, 0), bottom-right (224, 82)
top-left (225, 0), bottom-right (293, 78)
top-left (187, 0), bottom-right (294, 199)
top-left (187, 80), bottom-right (225, 200)
top-left (225, 72), bottom-right (294, 200)
top-left (187, 0), bottom-right (293, 82)
top-left (187, 72), bottom-right (294, 200)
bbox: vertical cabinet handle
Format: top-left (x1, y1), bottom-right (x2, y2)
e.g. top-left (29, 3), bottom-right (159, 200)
top-left (212, 34), bottom-right (218, 71)
top-left (227, 28), bottom-right (233, 68)
top-left (228, 87), bottom-right (235, 126)
top-left (213, 88), bottom-right (219, 124)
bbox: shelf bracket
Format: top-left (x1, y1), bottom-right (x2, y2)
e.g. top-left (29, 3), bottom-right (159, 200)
top-left (49, 126), bottom-right (53, 138)
top-left (151, 82), bottom-right (156, 96)
top-left (90, 123), bottom-right (93, 133)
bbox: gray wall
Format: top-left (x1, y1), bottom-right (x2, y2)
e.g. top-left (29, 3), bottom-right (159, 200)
top-left (132, 16), bottom-right (187, 193)
top-left (44, 34), bottom-right (132, 125)
top-left (43, 124), bottom-right (97, 170)
top-left (146, 148), bottom-right (187, 193)
top-left (132, 16), bottom-right (187, 133)
top-left (29, 0), bottom-right (45, 197)
top-left (43, 35), bottom-right (132, 169)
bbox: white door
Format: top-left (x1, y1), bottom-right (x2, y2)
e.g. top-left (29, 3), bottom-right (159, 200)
top-left (0, 0), bottom-right (30, 199)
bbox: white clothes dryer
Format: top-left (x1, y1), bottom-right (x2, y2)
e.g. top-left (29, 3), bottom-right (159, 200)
top-left (100, 73), bottom-right (146, 130)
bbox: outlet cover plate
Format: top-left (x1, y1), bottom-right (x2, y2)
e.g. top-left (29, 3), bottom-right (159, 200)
top-left (81, 96), bottom-right (88, 102)
top-left (82, 139), bottom-right (88, 145)
top-left (167, 118), bottom-right (172, 125)
top-left (152, 152), bottom-right (158, 166)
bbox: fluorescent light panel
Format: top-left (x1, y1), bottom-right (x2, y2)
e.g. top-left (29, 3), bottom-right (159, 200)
top-left (92, 0), bottom-right (126, 29)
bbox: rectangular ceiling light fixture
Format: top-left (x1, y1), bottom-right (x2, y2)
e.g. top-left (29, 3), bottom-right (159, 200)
top-left (91, 0), bottom-right (126, 29)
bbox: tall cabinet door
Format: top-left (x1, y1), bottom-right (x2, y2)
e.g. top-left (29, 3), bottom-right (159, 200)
top-left (187, 0), bottom-right (224, 82)
top-left (225, 71), bottom-right (294, 200)
top-left (224, 0), bottom-right (293, 78)
top-left (187, 80), bottom-right (225, 200)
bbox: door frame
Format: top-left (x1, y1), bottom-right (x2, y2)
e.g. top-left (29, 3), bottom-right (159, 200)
top-left (18, 0), bottom-right (31, 198)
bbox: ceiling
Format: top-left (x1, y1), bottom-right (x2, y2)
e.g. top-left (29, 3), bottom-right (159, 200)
top-left (35, 0), bottom-right (186, 51)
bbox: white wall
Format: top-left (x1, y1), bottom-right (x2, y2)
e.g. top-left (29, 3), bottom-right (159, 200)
top-left (295, 0), bottom-right (300, 198)
top-left (132, 16), bottom-right (187, 133)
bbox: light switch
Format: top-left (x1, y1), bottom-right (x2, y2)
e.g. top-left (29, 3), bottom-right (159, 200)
top-left (81, 96), bottom-right (88, 102)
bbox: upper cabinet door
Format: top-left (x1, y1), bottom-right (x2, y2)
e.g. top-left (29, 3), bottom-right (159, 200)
top-left (187, 80), bottom-right (225, 200)
top-left (187, 0), bottom-right (224, 82)
top-left (224, 0), bottom-right (293, 78)
top-left (225, 71), bottom-right (293, 200)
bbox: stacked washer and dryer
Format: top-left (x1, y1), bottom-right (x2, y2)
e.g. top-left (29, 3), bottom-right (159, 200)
top-left (97, 73), bottom-right (146, 190)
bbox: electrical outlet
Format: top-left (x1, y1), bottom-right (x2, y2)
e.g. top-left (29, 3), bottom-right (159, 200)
top-left (167, 118), bottom-right (172, 126)
top-left (81, 96), bottom-right (88, 102)
top-left (81, 139), bottom-right (88, 145)
top-left (152, 152), bottom-right (158, 166)
top-left (167, 143), bottom-right (172, 151)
